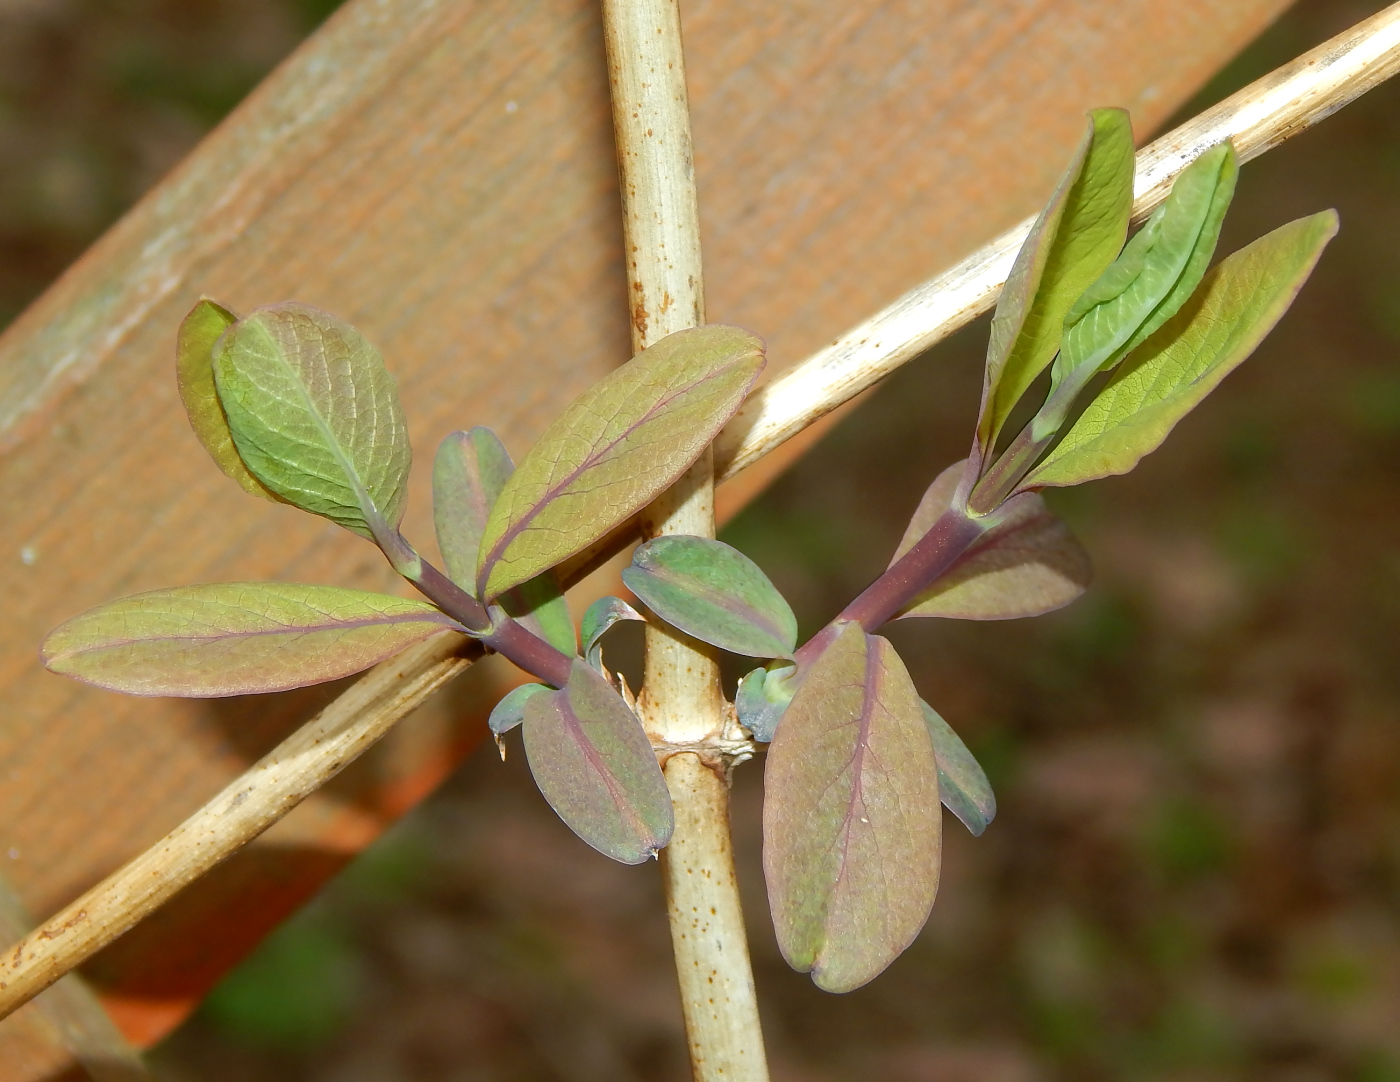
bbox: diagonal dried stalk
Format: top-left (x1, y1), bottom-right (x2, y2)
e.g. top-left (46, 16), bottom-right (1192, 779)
top-left (600, 0), bottom-right (769, 1077)
top-left (2, 0), bottom-right (1398, 1024)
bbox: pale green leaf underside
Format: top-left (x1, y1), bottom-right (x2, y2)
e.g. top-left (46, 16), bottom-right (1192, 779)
top-left (921, 700), bottom-right (996, 837)
top-left (214, 302), bottom-right (412, 540)
top-left (763, 624), bottom-right (941, 992)
top-left (892, 460), bottom-right (1090, 620)
top-left (176, 299), bottom-right (282, 502)
top-left (523, 660), bottom-right (674, 864)
top-left (622, 535), bottom-right (797, 659)
top-left (477, 325), bottom-right (764, 600)
top-left (1027, 210), bottom-right (1339, 488)
top-left (505, 575), bottom-right (577, 657)
top-left (42, 583), bottom-right (458, 697)
top-left (978, 108), bottom-right (1135, 453)
top-left (489, 682), bottom-right (550, 736)
top-left (1054, 141), bottom-right (1238, 390)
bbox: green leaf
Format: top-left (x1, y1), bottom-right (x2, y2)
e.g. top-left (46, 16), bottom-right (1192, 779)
top-left (42, 583), bottom-right (459, 697)
top-left (433, 427), bottom-right (513, 590)
top-left (763, 624), bottom-right (941, 992)
top-left (177, 299), bottom-right (283, 502)
top-left (891, 460), bottom-right (1090, 620)
top-left (1052, 142), bottom-right (1238, 395)
top-left (488, 682), bottom-right (551, 736)
top-left (523, 659), bottom-right (674, 864)
top-left (581, 595), bottom-right (644, 670)
top-left (213, 303), bottom-right (412, 541)
top-left (978, 109), bottom-right (1135, 455)
top-left (1026, 211), bottom-right (1339, 488)
top-left (736, 660), bottom-right (798, 743)
top-left (433, 428), bottom-right (574, 654)
top-left (622, 535), bottom-right (797, 659)
top-left (921, 700), bottom-right (996, 836)
top-left (476, 325), bottom-right (764, 599)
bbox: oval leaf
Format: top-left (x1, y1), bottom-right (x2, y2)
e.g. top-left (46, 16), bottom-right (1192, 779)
top-left (581, 595), bottom-right (644, 670)
top-left (622, 535), bottom-right (797, 659)
top-left (1026, 211), bottom-right (1339, 488)
top-left (476, 325), bottom-right (765, 599)
top-left (213, 302), bottom-right (412, 540)
top-left (763, 624), bottom-right (941, 992)
top-left (893, 461), bottom-right (1090, 620)
top-left (1052, 141), bottom-right (1238, 395)
top-left (523, 660), bottom-right (674, 864)
top-left (176, 299), bottom-right (282, 502)
top-left (977, 109), bottom-right (1135, 455)
top-left (489, 682), bottom-right (551, 736)
top-left (42, 583), bottom-right (460, 697)
top-left (433, 427), bottom-right (514, 590)
top-left (921, 700), bottom-right (996, 836)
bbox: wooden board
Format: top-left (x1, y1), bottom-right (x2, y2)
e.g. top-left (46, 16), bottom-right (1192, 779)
top-left (0, 0), bottom-right (1295, 1066)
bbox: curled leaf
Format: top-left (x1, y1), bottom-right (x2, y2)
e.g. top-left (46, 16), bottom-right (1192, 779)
top-left (893, 460), bottom-right (1090, 620)
top-left (581, 595), bottom-right (644, 670)
top-left (978, 109), bottom-right (1135, 455)
top-left (736, 660), bottom-right (798, 743)
top-left (489, 682), bottom-right (551, 736)
top-left (176, 299), bottom-right (282, 502)
top-left (213, 303), bottom-right (411, 541)
top-left (523, 659), bottom-right (673, 864)
top-left (921, 700), bottom-right (996, 836)
top-left (476, 325), bottom-right (764, 599)
top-left (42, 583), bottom-right (460, 697)
top-left (1026, 210), bottom-right (1339, 488)
top-left (622, 535), bottom-right (797, 659)
top-left (763, 624), bottom-right (941, 992)
top-left (1053, 141), bottom-right (1238, 396)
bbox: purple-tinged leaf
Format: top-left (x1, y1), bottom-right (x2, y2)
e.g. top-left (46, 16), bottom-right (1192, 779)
top-left (623, 535), bottom-right (797, 659)
top-left (736, 660), bottom-right (798, 743)
top-left (477, 325), bottom-right (764, 599)
top-left (581, 595), bottom-right (644, 670)
top-left (921, 700), bottom-right (996, 836)
top-left (763, 624), bottom-right (941, 992)
top-left (489, 682), bottom-right (551, 736)
top-left (892, 460), bottom-right (1090, 620)
top-left (523, 659), bottom-right (673, 864)
top-left (433, 427), bottom-right (513, 590)
top-left (213, 303), bottom-right (411, 542)
top-left (42, 583), bottom-right (460, 697)
top-left (176, 299), bottom-right (282, 503)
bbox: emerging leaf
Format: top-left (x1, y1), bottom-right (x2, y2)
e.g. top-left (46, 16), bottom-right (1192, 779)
top-left (489, 682), bottom-right (551, 736)
top-left (433, 428), bottom-right (575, 654)
top-left (42, 583), bottom-right (460, 697)
top-left (977, 109), bottom-right (1135, 456)
top-left (736, 660), bottom-right (798, 743)
top-left (622, 535), bottom-right (798, 659)
top-left (523, 660), bottom-right (674, 864)
top-left (213, 303), bottom-right (412, 541)
top-left (1026, 211), bottom-right (1338, 488)
top-left (1053, 142), bottom-right (1238, 396)
top-left (433, 427), bottom-right (514, 590)
top-left (763, 624), bottom-right (941, 992)
top-left (921, 700), bottom-right (996, 836)
top-left (581, 595), bottom-right (644, 670)
top-left (476, 325), bottom-right (764, 599)
top-left (176, 299), bottom-right (282, 502)
top-left (892, 461), bottom-right (1090, 620)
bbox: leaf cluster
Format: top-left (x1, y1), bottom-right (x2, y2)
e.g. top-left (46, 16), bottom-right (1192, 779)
top-left (41, 107), bottom-right (1336, 994)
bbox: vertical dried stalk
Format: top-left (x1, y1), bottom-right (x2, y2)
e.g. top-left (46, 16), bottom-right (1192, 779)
top-left (600, 1), bottom-right (769, 1078)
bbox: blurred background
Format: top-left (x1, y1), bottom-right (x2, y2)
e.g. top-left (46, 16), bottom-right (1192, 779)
top-left (3, 0), bottom-right (1399, 1079)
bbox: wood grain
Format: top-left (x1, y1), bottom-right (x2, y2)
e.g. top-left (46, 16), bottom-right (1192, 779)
top-left (0, 0), bottom-right (1295, 1061)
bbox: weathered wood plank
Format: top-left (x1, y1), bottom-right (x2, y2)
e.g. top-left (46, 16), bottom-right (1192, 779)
top-left (0, 0), bottom-right (1294, 1061)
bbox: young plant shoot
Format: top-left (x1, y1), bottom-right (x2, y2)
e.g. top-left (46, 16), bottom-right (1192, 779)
top-left (42, 108), bottom-right (1335, 997)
